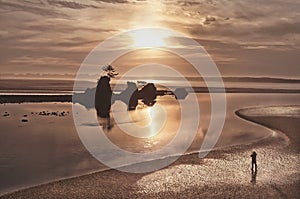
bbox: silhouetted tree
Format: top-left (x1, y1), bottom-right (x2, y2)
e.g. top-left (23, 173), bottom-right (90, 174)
top-left (102, 64), bottom-right (118, 78)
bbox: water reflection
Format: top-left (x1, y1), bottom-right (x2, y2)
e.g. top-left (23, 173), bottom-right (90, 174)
top-left (97, 96), bottom-right (181, 153)
top-left (251, 170), bottom-right (257, 185)
top-left (110, 102), bottom-right (166, 138)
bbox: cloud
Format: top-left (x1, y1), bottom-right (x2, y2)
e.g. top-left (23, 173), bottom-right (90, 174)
top-left (244, 46), bottom-right (268, 50)
top-left (0, 1), bottom-right (64, 16)
top-left (0, 0), bottom-right (133, 17)
top-left (257, 21), bottom-right (300, 37)
top-left (177, 1), bottom-right (203, 6)
top-left (9, 56), bottom-right (73, 65)
top-left (202, 15), bottom-right (216, 25)
top-left (93, 0), bottom-right (130, 3)
top-left (161, 0), bottom-right (300, 45)
top-left (0, 0), bottom-right (299, 78)
top-left (46, 0), bottom-right (100, 9)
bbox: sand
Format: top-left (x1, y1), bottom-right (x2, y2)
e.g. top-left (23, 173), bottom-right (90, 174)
top-left (1, 105), bottom-right (299, 198)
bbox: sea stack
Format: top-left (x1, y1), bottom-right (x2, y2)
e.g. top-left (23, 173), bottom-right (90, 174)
top-left (95, 76), bottom-right (112, 118)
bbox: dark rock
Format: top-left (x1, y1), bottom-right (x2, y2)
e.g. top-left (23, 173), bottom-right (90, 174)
top-left (174, 88), bottom-right (188, 99)
top-left (95, 76), bottom-right (112, 118)
top-left (115, 81), bottom-right (139, 110)
top-left (139, 83), bottom-right (157, 106)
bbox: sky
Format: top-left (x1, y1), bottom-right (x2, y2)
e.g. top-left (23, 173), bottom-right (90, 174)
top-left (0, 0), bottom-right (299, 78)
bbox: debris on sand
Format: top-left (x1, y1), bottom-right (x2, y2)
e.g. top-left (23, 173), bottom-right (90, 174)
top-left (21, 118), bottom-right (28, 122)
top-left (34, 110), bottom-right (69, 117)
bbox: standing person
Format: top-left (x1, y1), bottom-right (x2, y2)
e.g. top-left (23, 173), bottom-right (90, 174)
top-left (251, 151), bottom-right (257, 171)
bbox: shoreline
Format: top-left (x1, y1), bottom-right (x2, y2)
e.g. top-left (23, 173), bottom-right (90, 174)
top-left (0, 130), bottom-right (274, 197)
top-left (236, 106), bottom-right (300, 153)
top-left (1, 105), bottom-right (299, 198)
top-left (1, 88), bottom-right (300, 104)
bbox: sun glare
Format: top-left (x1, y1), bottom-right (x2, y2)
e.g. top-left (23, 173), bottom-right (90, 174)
top-left (131, 29), bottom-right (171, 48)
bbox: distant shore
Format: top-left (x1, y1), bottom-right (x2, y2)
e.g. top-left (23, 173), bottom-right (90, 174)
top-left (1, 105), bottom-right (299, 198)
top-left (1, 86), bottom-right (300, 104)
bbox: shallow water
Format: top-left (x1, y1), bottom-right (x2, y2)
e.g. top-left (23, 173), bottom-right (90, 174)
top-left (0, 93), bottom-right (299, 194)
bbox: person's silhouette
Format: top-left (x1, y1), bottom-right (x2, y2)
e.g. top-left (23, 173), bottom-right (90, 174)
top-left (250, 151), bottom-right (257, 171)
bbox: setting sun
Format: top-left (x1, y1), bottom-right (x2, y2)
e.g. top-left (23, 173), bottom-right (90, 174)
top-left (130, 28), bottom-right (171, 48)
